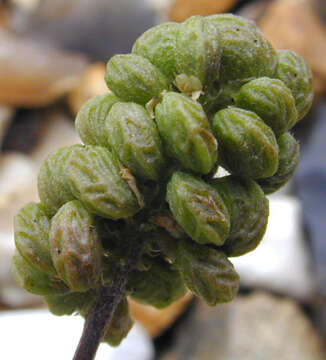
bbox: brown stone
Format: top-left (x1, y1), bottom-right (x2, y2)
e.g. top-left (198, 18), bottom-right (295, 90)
top-left (67, 63), bottom-right (107, 116)
top-left (258, 0), bottom-right (326, 96)
top-left (168, 0), bottom-right (236, 22)
top-left (0, 29), bottom-right (87, 107)
top-left (129, 293), bottom-right (193, 338)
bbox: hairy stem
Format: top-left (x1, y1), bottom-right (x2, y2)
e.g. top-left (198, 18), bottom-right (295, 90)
top-left (73, 238), bottom-right (145, 360)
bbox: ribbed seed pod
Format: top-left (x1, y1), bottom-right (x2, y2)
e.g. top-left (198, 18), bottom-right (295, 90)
top-left (132, 22), bottom-right (179, 81)
top-left (102, 298), bottom-right (134, 347)
top-left (176, 15), bottom-right (221, 88)
top-left (177, 239), bottom-right (239, 306)
top-left (67, 145), bottom-right (140, 219)
top-left (212, 107), bottom-right (279, 179)
top-left (75, 93), bottom-right (119, 147)
top-left (38, 145), bottom-right (81, 216)
top-left (275, 50), bottom-right (314, 121)
top-left (155, 92), bottom-right (217, 174)
top-left (199, 79), bottom-right (244, 115)
top-left (258, 132), bottom-right (300, 194)
top-left (207, 14), bottom-right (277, 83)
top-left (129, 256), bottom-right (186, 309)
top-left (44, 291), bottom-right (95, 316)
top-left (49, 200), bottom-right (102, 292)
top-left (106, 102), bottom-right (165, 181)
top-left (14, 202), bottom-right (55, 276)
top-left (105, 54), bottom-right (170, 105)
top-left (12, 251), bottom-right (68, 295)
top-left (236, 77), bottom-right (298, 137)
top-left (166, 171), bottom-right (230, 246)
top-left (146, 230), bottom-right (178, 263)
top-left (211, 176), bottom-right (269, 256)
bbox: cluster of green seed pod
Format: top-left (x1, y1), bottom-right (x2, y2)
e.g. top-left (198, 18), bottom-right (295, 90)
top-left (13, 14), bottom-right (313, 347)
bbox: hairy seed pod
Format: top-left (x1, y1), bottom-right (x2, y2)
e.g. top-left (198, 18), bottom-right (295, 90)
top-left (176, 15), bottom-right (221, 88)
top-left (177, 239), bottom-right (239, 306)
top-left (166, 171), bottom-right (230, 246)
top-left (44, 291), bottom-right (95, 316)
top-left (236, 77), bottom-right (298, 137)
top-left (105, 54), bottom-right (170, 105)
top-left (155, 92), bottom-right (217, 174)
top-left (67, 145), bottom-right (140, 219)
top-left (106, 102), bottom-right (165, 180)
top-left (258, 132), bottom-right (300, 194)
top-left (207, 14), bottom-right (277, 83)
top-left (14, 202), bottom-right (55, 276)
top-left (49, 200), bottom-right (102, 292)
top-left (275, 50), bottom-right (314, 121)
top-left (75, 93), bottom-right (119, 147)
top-left (129, 256), bottom-right (186, 309)
top-left (132, 22), bottom-right (179, 81)
top-left (211, 176), bottom-right (269, 256)
top-left (102, 298), bottom-right (134, 347)
top-left (12, 251), bottom-right (68, 295)
top-left (212, 107), bottom-right (279, 179)
top-left (38, 145), bottom-right (82, 216)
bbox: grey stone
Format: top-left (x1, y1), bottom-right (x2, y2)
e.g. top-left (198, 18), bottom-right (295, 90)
top-left (161, 292), bottom-right (326, 360)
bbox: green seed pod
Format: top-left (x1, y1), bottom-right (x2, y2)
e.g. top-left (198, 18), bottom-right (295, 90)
top-left (14, 202), bottom-right (55, 276)
top-left (275, 50), bottom-right (313, 121)
top-left (12, 251), bottom-right (68, 295)
top-left (44, 291), bottom-right (95, 316)
top-left (49, 200), bottom-right (102, 292)
top-left (177, 239), bottom-right (239, 306)
top-left (67, 145), bottom-right (140, 219)
top-left (166, 171), bottom-right (230, 246)
top-left (105, 54), bottom-right (170, 105)
top-left (207, 14), bottom-right (277, 83)
top-left (132, 22), bottom-right (179, 81)
top-left (155, 92), bottom-right (217, 174)
top-left (211, 176), bottom-right (269, 256)
top-left (38, 145), bottom-right (81, 216)
top-left (106, 102), bottom-right (165, 181)
top-left (258, 132), bottom-right (300, 194)
top-left (212, 107), bottom-right (279, 179)
top-left (129, 256), bottom-right (186, 309)
top-left (75, 93), bottom-right (119, 147)
top-left (146, 230), bottom-right (178, 263)
top-left (176, 15), bottom-right (221, 88)
top-left (236, 77), bottom-right (298, 137)
top-left (103, 298), bottom-right (134, 347)
top-left (199, 79), bottom-right (244, 115)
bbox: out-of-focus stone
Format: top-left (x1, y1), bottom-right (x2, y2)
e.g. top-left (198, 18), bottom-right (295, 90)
top-left (30, 110), bottom-right (80, 163)
top-left (258, 0), bottom-right (326, 96)
top-left (0, 106), bottom-right (13, 148)
top-left (16, 0), bottom-right (155, 62)
top-left (11, 0), bottom-right (40, 11)
top-left (232, 196), bottom-right (316, 300)
top-left (129, 293), bottom-right (193, 338)
top-left (168, 0), bottom-right (236, 22)
top-left (0, 28), bottom-right (87, 107)
top-left (161, 292), bottom-right (326, 360)
top-left (237, 0), bottom-right (272, 21)
top-left (67, 63), bottom-right (107, 116)
top-left (111, 324), bottom-right (155, 360)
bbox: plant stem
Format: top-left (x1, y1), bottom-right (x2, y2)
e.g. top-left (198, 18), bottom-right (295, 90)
top-left (73, 238), bottom-right (145, 360)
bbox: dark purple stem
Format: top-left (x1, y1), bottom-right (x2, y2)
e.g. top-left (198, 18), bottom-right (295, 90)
top-left (73, 239), bottom-right (145, 360)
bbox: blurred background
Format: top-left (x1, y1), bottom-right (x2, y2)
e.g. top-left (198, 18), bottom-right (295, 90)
top-left (0, 0), bottom-right (325, 359)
